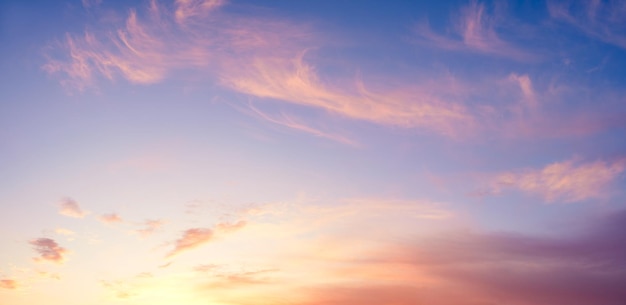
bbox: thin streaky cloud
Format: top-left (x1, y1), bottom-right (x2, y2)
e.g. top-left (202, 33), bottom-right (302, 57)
top-left (44, 0), bottom-right (475, 138)
top-left (174, 0), bottom-right (225, 24)
top-left (414, 1), bottom-right (536, 61)
top-left (246, 104), bottom-right (358, 146)
top-left (58, 197), bottom-right (87, 218)
top-left (29, 238), bottom-right (69, 264)
top-left (478, 157), bottom-right (626, 203)
top-left (548, 0), bottom-right (626, 49)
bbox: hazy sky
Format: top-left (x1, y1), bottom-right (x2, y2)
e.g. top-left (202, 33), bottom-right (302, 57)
top-left (1, 0), bottom-right (626, 304)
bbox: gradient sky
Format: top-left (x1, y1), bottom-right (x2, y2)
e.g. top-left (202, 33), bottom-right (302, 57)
top-left (1, 0), bottom-right (626, 304)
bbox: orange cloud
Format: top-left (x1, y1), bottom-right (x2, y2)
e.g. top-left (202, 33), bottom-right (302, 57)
top-left (29, 238), bottom-right (69, 264)
top-left (480, 157), bottom-right (626, 202)
top-left (99, 213), bottom-right (123, 224)
top-left (166, 228), bottom-right (213, 258)
top-left (0, 279), bottom-right (17, 290)
top-left (166, 221), bottom-right (246, 257)
top-left (58, 197), bottom-right (87, 218)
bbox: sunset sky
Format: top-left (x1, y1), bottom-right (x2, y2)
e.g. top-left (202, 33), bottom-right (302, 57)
top-left (1, 0), bottom-right (626, 304)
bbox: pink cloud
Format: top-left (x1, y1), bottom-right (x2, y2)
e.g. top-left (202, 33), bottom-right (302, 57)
top-left (58, 197), bottom-right (87, 218)
top-left (246, 104), bottom-right (358, 146)
top-left (479, 157), bottom-right (626, 202)
top-left (166, 221), bottom-right (246, 258)
top-left (415, 1), bottom-right (536, 60)
top-left (222, 53), bottom-right (475, 137)
top-left (166, 228), bottom-right (213, 258)
top-left (174, 0), bottom-right (225, 24)
top-left (99, 213), bottom-right (123, 224)
top-left (549, 0), bottom-right (626, 49)
top-left (0, 279), bottom-right (17, 290)
top-left (29, 238), bottom-right (69, 264)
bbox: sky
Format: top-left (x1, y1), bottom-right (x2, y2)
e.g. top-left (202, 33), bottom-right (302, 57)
top-left (1, 0), bottom-right (626, 304)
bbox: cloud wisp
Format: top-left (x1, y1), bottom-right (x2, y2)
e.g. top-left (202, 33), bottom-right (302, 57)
top-left (166, 221), bottom-right (246, 258)
top-left (29, 238), bottom-right (69, 264)
top-left (477, 157), bottom-right (626, 203)
top-left (43, 0), bottom-right (478, 139)
top-left (58, 197), bottom-right (88, 218)
top-left (414, 1), bottom-right (535, 60)
top-left (549, 0), bottom-right (626, 49)
top-left (99, 213), bottom-right (123, 224)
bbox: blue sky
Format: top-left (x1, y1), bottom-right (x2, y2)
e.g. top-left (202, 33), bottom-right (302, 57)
top-left (1, 1), bottom-right (626, 304)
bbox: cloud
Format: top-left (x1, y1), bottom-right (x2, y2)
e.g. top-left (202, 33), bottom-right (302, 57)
top-left (283, 209), bottom-right (626, 305)
top-left (0, 279), bottom-right (17, 290)
top-left (29, 238), bottom-right (69, 264)
top-left (245, 104), bottom-right (358, 146)
top-left (135, 219), bottom-right (164, 237)
top-left (44, 0), bottom-right (475, 138)
top-left (54, 228), bottom-right (75, 236)
top-left (174, 0), bottom-right (225, 23)
top-left (549, 0), bottom-right (626, 49)
top-left (99, 213), bottom-right (123, 224)
top-left (414, 1), bottom-right (535, 60)
top-left (479, 157), bottom-right (626, 202)
top-left (81, 0), bottom-right (102, 9)
top-left (166, 221), bottom-right (246, 257)
top-left (58, 197), bottom-right (87, 218)
top-left (222, 52), bottom-right (475, 137)
top-left (166, 228), bottom-right (213, 258)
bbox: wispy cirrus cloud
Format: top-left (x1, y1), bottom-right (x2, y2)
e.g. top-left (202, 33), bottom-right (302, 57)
top-left (246, 104), bottom-right (358, 146)
top-left (477, 157), bottom-right (626, 202)
top-left (222, 52), bottom-right (475, 138)
top-left (29, 238), bottom-right (69, 264)
top-left (58, 197), bottom-right (87, 218)
top-left (549, 0), bottom-right (626, 49)
top-left (43, 0), bottom-right (476, 139)
top-left (166, 221), bottom-right (246, 258)
top-left (415, 1), bottom-right (535, 60)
